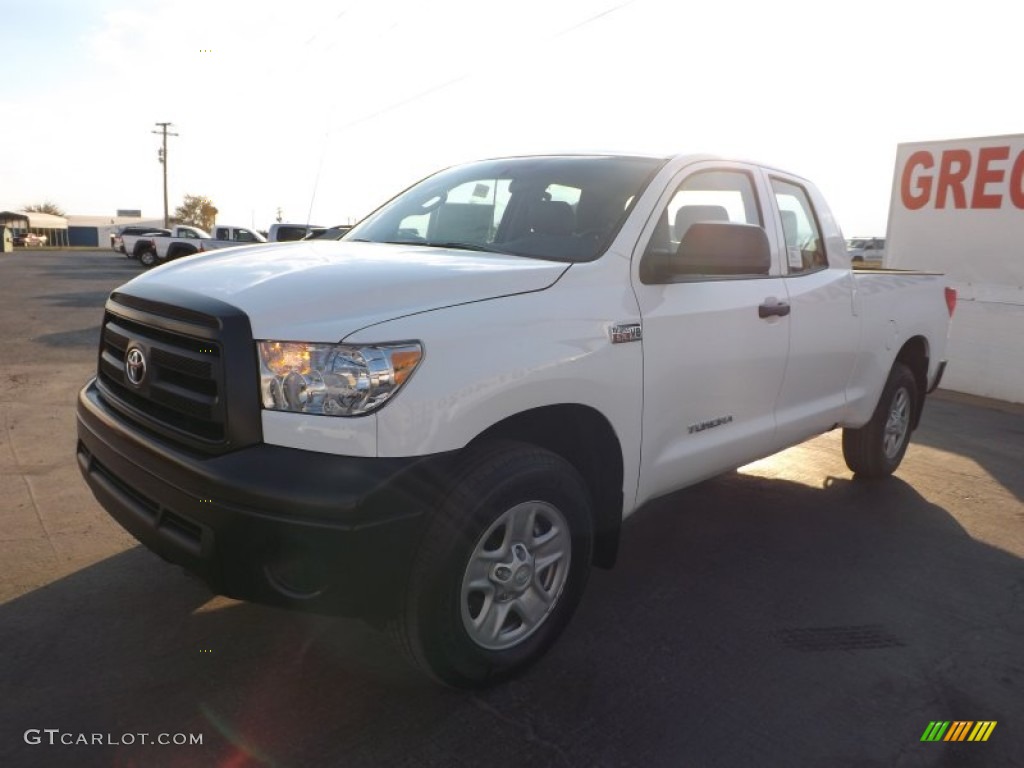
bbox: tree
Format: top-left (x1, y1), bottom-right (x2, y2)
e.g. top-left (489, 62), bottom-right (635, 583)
top-left (174, 195), bottom-right (218, 232)
top-left (23, 201), bottom-right (66, 216)
top-left (275, 207), bottom-right (283, 224)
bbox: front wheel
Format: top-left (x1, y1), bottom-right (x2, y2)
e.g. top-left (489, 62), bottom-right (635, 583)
top-left (392, 442), bottom-right (593, 688)
top-left (843, 362), bottom-right (918, 478)
top-left (138, 248), bottom-right (158, 268)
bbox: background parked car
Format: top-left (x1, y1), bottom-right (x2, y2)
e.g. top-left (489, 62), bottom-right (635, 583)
top-left (13, 232), bottom-right (47, 247)
top-left (847, 236), bottom-right (885, 266)
top-left (125, 226), bottom-right (204, 260)
top-left (135, 224), bottom-right (268, 268)
top-left (268, 223), bottom-right (325, 242)
top-left (302, 224), bottom-right (352, 240)
top-left (113, 226), bottom-right (171, 255)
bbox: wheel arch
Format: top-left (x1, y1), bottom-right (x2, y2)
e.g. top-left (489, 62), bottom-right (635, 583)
top-left (132, 239), bottom-right (155, 258)
top-left (469, 404), bottom-right (623, 569)
top-left (167, 243), bottom-right (198, 260)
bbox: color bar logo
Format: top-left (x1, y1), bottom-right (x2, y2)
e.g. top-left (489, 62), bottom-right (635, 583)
top-left (921, 721), bottom-right (997, 742)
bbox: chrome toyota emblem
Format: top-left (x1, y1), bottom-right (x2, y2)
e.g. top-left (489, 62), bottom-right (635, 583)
top-left (125, 346), bottom-right (147, 386)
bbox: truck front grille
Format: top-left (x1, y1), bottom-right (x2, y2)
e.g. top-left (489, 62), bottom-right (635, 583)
top-left (95, 291), bottom-right (261, 454)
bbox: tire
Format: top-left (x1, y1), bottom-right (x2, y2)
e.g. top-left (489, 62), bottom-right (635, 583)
top-left (138, 248), bottom-right (158, 268)
top-left (843, 362), bottom-right (918, 478)
top-left (392, 441), bottom-right (594, 688)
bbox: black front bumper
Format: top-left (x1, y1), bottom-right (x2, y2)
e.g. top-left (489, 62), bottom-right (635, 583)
top-left (77, 379), bottom-right (455, 619)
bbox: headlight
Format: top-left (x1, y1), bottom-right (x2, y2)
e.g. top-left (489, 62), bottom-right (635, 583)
top-left (258, 340), bottom-right (422, 416)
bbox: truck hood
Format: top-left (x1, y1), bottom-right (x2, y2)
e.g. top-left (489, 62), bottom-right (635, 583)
top-left (122, 240), bottom-right (570, 340)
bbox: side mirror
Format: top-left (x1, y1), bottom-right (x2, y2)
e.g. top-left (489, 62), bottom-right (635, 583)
top-left (672, 221), bottom-right (771, 276)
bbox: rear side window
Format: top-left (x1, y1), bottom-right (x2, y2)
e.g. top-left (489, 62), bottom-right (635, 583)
top-left (771, 178), bottom-right (828, 274)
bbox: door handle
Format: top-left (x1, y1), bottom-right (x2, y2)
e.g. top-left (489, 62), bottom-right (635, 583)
top-left (758, 299), bottom-right (791, 318)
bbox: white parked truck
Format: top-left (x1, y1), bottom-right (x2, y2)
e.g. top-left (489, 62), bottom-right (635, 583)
top-left (77, 153), bottom-right (956, 686)
top-left (135, 224), bottom-right (267, 268)
top-left (124, 225), bottom-right (205, 261)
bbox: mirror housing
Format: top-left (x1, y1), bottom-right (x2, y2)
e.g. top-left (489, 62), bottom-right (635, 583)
top-left (672, 221), bottom-right (771, 276)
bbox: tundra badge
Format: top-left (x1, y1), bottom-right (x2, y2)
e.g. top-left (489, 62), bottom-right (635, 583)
top-left (609, 322), bottom-right (642, 344)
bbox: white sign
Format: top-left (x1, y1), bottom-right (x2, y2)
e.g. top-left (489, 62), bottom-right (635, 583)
top-left (887, 134), bottom-right (1024, 403)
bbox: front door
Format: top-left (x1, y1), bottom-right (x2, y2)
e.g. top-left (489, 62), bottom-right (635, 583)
top-left (632, 163), bottom-right (790, 506)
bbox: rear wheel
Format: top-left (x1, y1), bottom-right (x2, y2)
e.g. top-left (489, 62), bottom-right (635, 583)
top-left (843, 362), bottom-right (918, 478)
top-left (392, 442), bottom-right (593, 688)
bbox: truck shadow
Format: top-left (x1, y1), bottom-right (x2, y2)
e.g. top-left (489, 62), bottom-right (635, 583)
top-left (2, 471), bottom-right (1021, 767)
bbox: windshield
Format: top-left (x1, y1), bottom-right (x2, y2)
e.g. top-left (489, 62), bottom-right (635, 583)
top-left (347, 155), bottom-right (666, 262)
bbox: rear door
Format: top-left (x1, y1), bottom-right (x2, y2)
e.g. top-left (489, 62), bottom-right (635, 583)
top-left (631, 161), bottom-right (790, 505)
top-left (767, 173), bottom-right (860, 446)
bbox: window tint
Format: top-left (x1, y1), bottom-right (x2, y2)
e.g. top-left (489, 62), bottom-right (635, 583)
top-left (771, 178), bottom-right (828, 274)
top-left (275, 226), bottom-right (307, 241)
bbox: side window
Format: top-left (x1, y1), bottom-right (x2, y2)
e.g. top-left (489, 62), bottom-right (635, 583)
top-left (215, 228), bottom-right (229, 240)
top-left (771, 178), bottom-right (828, 274)
top-left (236, 229), bottom-right (258, 243)
top-left (642, 168), bottom-right (765, 281)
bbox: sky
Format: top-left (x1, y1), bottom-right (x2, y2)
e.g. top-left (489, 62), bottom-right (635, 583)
top-left (1, 0), bottom-right (1019, 236)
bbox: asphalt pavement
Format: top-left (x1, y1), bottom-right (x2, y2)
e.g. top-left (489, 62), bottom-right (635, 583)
top-left (1, 250), bottom-right (1022, 767)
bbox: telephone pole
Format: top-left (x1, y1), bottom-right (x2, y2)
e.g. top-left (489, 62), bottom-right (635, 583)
top-left (152, 122), bottom-right (179, 227)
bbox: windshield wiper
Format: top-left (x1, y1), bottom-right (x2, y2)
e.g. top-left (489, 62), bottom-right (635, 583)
top-left (424, 241), bottom-right (500, 253)
top-left (349, 239), bottom-right (511, 254)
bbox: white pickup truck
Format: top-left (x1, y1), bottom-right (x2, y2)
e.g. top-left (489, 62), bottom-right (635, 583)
top-left (77, 153), bottom-right (955, 687)
top-left (123, 225), bottom-right (205, 262)
top-left (134, 224), bottom-right (266, 268)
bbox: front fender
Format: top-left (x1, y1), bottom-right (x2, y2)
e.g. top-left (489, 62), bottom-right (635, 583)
top-left (345, 260), bottom-right (644, 513)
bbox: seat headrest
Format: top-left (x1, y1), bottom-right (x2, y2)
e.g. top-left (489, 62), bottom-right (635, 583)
top-left (531, 201), bottom-right (574, 236)
top-left (674, 204), bottom-right (729, 239)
